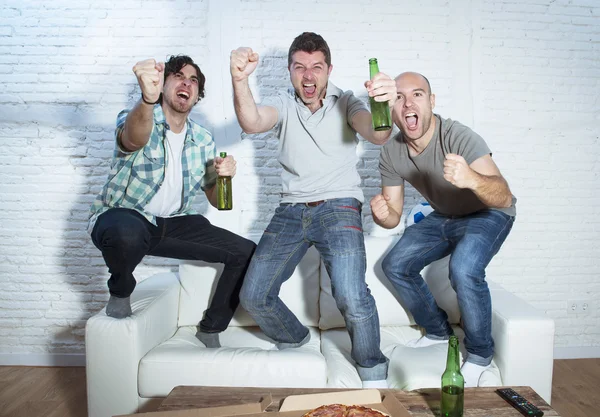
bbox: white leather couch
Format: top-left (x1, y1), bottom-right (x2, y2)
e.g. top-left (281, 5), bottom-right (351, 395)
top-left (85, 236), bottom-right (555, 417)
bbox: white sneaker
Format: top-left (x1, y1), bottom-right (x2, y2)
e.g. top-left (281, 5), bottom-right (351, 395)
top-left (362, 379), bottom-right (388, 389)
top-left (461, 362), bottom-right (490, 387)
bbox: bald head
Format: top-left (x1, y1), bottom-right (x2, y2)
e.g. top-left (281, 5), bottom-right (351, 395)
top-left (395, 72), bottom-right (431, 95)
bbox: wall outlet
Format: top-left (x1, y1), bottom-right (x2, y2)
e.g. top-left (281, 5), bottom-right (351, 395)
top-left (567, 299), bottom-right (593, 315)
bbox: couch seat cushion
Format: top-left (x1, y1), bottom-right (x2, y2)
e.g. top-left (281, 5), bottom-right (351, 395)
top-left (321, 326), bottom-right (501, 389)
top-left (139, 326), bottom-right (326, 397)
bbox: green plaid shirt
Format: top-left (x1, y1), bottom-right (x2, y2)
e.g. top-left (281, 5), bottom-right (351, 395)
top-left (88, 104), bottom-right (217, 232)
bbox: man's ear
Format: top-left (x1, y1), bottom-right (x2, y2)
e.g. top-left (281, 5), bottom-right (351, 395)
top-left (430, 93), bottom-right (436, 110)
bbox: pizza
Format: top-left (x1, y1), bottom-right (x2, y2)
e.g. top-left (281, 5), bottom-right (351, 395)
top-left (302, 404), bottom-right (389, 417)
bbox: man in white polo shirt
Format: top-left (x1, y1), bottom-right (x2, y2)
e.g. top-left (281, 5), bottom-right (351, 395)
top-left (230, 32), bottom-right (396, 388)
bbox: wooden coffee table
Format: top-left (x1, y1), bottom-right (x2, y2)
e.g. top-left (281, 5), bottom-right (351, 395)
top-left (158, 386), bottom-right (560, 416)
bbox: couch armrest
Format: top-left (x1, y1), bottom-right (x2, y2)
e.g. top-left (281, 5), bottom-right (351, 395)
top-left (85, 272), bottom-right (181, 417)
top-left (491, 287), bottom-right (555, 404)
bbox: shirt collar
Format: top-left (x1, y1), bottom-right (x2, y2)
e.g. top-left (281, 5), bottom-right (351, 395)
top-left (153, 104), bottom-right (196, 143)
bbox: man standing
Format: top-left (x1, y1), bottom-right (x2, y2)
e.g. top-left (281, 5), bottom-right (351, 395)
top-left (230, 32), bottom-right (396, 388)
top-left (371, 72), bottom-right (516, 386)
top-left (89, 55), bottom-right (256, 349)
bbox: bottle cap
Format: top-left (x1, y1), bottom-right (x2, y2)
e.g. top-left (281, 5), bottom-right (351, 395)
top-left (220, 151), bottom-right (227, 158)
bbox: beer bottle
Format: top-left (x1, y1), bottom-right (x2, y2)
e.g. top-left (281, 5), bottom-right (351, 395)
top-left (368, 58), bottom-right (392, 131)
top-left (441, 336), bottom-right (464, 417)
top-left (217, 152), bottom-right (232, 210)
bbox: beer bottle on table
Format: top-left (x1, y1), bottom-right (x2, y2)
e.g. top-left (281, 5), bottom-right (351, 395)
top-left (368, 58), bottom-right (392, 131)
top-left (217, 152), bottom-right (232, 210)
top-left (441, 336), bottom-right (464, 417)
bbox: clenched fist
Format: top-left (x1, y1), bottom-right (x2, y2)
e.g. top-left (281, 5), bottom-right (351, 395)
top-left (230, 47), bottom-right (259, 82)
top-left (443, 154), bottom-right (475, 189)
top-left (364, 72), bottom-right (397, 107)
top-left (133, 58), bottom-right (165, 104)
top-left (370, 193), bottom-right (391, 223)
top-left (215, 154), bottom-right (237, 178)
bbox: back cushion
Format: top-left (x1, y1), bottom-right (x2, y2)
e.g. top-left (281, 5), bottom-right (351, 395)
top-left (178, 246), bottom-right (322, 327)
top-left (319, 235), bottom-right (460, 329)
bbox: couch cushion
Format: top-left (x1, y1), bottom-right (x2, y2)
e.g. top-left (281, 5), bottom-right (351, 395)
top-left (321, 326), bottom-right (501, 389)
top-left (139, 326), bottom-right (326, 397)
top-left (319, 235), bottom-right (460, 329)
top-left (178, 246), bottom-right (321, 327)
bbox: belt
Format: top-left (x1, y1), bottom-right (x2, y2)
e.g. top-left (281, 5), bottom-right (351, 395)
top-left (305, 200), bottom-right (326, 207)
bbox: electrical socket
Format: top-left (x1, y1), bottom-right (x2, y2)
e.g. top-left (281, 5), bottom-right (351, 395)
top-left (567, 299), bottom-right (592, 315)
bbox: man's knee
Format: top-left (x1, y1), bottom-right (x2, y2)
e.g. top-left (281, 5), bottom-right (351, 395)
top-left (99, 222), bottom-right (149, 253)
top-left (335, 291), bottom-right (375, 323)
top-left (239, 281), bottom-right (269, 315)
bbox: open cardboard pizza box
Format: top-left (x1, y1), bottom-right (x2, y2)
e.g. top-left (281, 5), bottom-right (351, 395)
top-left (115, 390), bottom-right (411, 417)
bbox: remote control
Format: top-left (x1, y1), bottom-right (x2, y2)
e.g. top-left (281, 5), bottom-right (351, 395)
top-left (496, 388), bottom-right (544, 416)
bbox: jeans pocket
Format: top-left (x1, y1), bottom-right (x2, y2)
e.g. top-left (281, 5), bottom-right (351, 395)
top-left (320, 211), bottom-right (365, 256)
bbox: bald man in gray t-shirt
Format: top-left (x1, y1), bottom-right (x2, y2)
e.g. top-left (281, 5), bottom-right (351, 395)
top-left (370, 72), bottom-right (516, 388)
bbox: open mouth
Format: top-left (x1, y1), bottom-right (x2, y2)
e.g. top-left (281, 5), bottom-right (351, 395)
top-left (303, 83), bottom-right (316, 97)
top-left (176, 90), bottom-right (190, 100)
top-left (405, 112), bottom-right (418, 130)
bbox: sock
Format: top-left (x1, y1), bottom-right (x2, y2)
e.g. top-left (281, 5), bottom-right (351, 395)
top-left (362, 379), bottom-right (388, 389)
top-left (106, 296), bottom-right (132, 319)
top-left (196, 331), bottom-right (221, 348)
top-left (461, 361), bottom-right (490, 387)
top-left (404, 335), bottom-right (449, 348)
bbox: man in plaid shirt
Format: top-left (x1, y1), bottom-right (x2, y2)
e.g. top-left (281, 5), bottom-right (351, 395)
top-left (89, 55), bottom-right (255, 348)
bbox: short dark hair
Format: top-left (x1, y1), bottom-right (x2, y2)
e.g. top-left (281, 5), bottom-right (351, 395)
top-left (288, 32), bottom-right (331, 68)
top-left (164, 55), bottom-right (206, 100)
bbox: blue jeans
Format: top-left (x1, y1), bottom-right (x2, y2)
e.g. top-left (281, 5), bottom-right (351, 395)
top-left (240, 198), bottom-right (388, 380)
top-left (382, 209), bottom-right (514, 366)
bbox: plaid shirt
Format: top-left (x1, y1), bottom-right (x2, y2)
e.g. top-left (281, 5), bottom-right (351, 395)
top-left (88, 104), bottom-right (217, 232)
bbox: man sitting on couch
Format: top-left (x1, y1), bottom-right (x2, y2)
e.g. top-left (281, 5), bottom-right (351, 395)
top-left (88, 55), bottom-right (255, 349)
top-left (370, 71), bottom-right (516, 387)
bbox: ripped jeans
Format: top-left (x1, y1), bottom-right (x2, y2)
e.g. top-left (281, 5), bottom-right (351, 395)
top-left (240, 198), bottom-right (388, 380)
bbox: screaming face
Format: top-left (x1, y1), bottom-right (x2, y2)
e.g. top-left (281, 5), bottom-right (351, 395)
top-left (392, 72), bottom-right (436, 142)
top-left (289, 51), bottom-right (332, 113)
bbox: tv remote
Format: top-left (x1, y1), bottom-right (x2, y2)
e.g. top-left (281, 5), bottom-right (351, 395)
top-left (496, 388), bottom-right (544, 416)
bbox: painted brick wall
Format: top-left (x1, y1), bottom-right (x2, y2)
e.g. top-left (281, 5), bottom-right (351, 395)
top-left (0, 0), bottom-right (598, 362)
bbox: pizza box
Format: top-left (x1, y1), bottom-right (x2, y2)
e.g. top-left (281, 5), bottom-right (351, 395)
top-left (114, 393), bottom-right (272, 417)
top-left (115, 389), bottom-right (411, 417)
top-left (273, 390), bottom-right (411, 417)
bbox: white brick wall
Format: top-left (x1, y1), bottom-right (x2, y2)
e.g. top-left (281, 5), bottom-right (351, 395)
top-left (0, 0), bottom-right (598, 363)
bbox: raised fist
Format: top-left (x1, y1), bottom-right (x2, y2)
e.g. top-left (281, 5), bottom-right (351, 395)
top-left (230, 47), bottom-right (259, 82)
top-left (132, 58), bottom-right (165, 104)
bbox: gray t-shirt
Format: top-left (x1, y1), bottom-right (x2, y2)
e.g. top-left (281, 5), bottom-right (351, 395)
top-left (380, 115), bottom-right (516, 217)
top-left (264, 82), bottom-right (368, 203)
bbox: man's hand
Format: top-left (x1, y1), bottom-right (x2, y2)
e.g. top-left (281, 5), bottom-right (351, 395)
top-left (133, 59), bottom-right (165, 104)
top-left (215, 154), bottom-right (237, 178)
top-left (364, 72), bottom-right (397, 108)
top-left (230, 47), bottom-right (259, 82)
top-left (443, 153), bottom-right (476, 189)
top-left (370, 193), bottom-right (392, 224)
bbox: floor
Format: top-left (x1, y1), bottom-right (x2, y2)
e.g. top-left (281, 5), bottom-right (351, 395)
top-left (0, 359), bottom-right (599, 417)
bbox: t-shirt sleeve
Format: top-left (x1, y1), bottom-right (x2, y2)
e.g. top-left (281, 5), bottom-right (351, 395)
top-left (201, 136), bottom-right (218, 191)
top-left (114, 109), bottom-right (137, 156)
top-left (379, 140), bottom-right (404, 187)
top-left (448, 122), bottom-right (491, 165)
top-left (346, 91), bottom-right (369, 127)
top-left (260, 93), bottom-right (285, 128)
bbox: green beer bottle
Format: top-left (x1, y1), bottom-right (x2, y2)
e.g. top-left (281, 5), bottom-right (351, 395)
top-left (441, 336), bottom-right (464, 417)
top-left (368, 58), bottom-right (392, 131)
top-left (217, 151), bottom-right (232, 210)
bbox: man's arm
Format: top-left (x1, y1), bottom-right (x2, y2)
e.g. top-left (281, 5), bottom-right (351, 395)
top-left (443, 153), bottom-right (513, 208)
top-left (370, 183), bottom-right (405, 229)
top-left (230, 47), bottom-right (278, 134)
top-left (120, 59), bottom-right (165, 152)
top-left (351, 72), bottom-right (397, 145)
